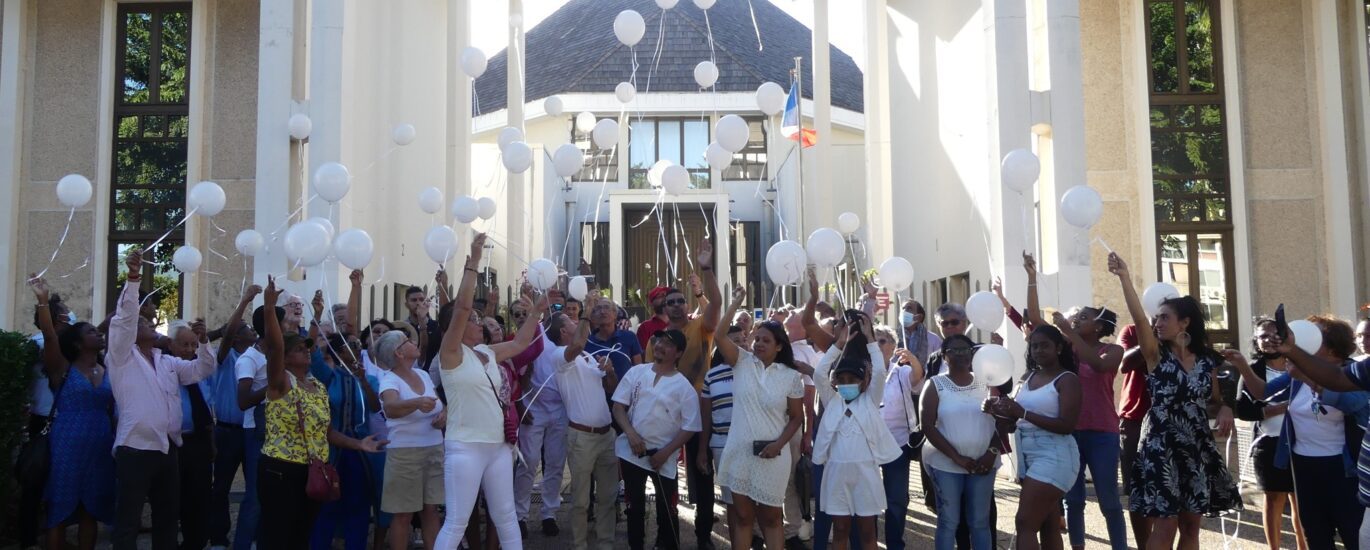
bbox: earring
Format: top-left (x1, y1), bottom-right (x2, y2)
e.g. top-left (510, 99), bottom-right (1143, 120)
top-left (1176, 331), bottom-right (1191, 349)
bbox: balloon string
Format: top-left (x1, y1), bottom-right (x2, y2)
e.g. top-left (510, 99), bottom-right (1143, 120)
top-left (696, 200), bottom-right (712, 240)
top-left (747, 0), bottom-right (764, 51)
top-left (241, 256), bottom-right (248, 296)
top-left (673, 202), bottom-right (695, 273)
top-left (267, 193), bottom-right (318, 240)
top-left (59, 256), bottom-right (91, 279)
top-left (147, 205), bottom-right (201, 252)
top-left (30, 205), bottom-right (77, 281)
top-left (644, 11), bottom-right (667, 95)
top-left (1094, 236), bottom-right (1114, 254)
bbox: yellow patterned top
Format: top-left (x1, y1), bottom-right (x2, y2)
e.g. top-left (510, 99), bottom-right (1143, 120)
top-left (262, 374), bottom-right (331, 465)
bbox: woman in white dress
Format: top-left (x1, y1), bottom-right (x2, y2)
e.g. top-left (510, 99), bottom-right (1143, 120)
top-left (432, 234), bottom-right (547, 550)
top-left (713, 285), bottom-right (808, 550)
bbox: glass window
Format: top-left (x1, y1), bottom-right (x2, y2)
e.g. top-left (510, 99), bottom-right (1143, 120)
top-left (110, 4), bottom-right (191, 316)
top-left (723, 119), bottom-right (768, 181)
top-left (570, 118), bottom-right (618, 182)
top-left (627, 118), bottom-right (711, 190)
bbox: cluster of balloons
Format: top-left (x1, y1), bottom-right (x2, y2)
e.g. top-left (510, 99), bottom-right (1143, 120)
top-left (497, 126), bottom-right (534, 174)
top-left (645, 160), bottom-right (691, 195)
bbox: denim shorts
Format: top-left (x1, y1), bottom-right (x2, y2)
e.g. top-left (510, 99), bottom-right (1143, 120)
top-left (1015, 425), bottom-right (1080, 492)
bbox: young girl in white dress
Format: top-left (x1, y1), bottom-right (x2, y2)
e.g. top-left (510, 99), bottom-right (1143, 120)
top-left (812, 315), bottom-right (901, 550)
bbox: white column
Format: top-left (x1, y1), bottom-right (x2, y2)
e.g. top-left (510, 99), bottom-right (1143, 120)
top-left (182, 1), bottom-right (211, 319)
top-left (810, 0), bottom-right (832, 236)
top-left (307, 0), bottom-right (343, 298)
top-left (252, 0), bottom-right (296, 293)
top-left (986, 0), bottom-right (1033, 321)
top-left (1310, 0), bottom-right (1358, 319)
top-left (506, 0), bottom-right (527, 266)
top-left (862, 0), bottom-right (893, 267)
top-left (447, 0), bottom-right (471, 223)
top-left (0, 0), bottom-right (29, 329)
top-left (1042, 0), bottom-right (1091, 309)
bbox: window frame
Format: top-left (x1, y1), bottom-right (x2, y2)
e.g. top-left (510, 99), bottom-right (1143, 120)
top-left (721, 118), bottom-right (768, 181)
top-left (626, 116), bottom-right (711, 189)
top-left (569, 117), bottom-right (619, 183)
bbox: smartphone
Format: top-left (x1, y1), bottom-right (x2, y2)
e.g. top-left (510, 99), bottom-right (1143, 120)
top-left (1274, 304), bottom-right (1288, 341)
top-left (551, 303), bottom-right (564, 312)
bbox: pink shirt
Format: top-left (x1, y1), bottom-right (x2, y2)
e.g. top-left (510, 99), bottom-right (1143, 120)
top-left (106, 281), bottom-right (217, 453)
top-left (1075, 354), bottom-right (1120, 433)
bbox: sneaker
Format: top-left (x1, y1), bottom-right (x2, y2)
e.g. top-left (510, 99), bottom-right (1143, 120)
top-left (542, 518), bottom-right (560, 536)
top-left (785, 535), bottom-right (807, 550)
top-left (798, 520), bottom-right (813, 541)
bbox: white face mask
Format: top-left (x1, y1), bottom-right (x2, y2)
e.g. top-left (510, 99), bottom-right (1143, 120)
top-left (900, 311), bottom-right (916, 327)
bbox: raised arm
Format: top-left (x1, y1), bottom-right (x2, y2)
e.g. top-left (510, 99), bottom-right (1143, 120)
top-left (1278, 334), bottom-right (1364, 393)
top-left (562, 295), bottom-right (595, 363)
top-left (857, 275), bottom-right (879, 319)
top-left (697, 239), bottom-right (722, 333)
top-left (435, 268), bottom-right (452, 308)
top-left (1051, 311), bottom-right (1122, 373)
top-left (439, 235), bottom-right (486, 369)
top-left (262, 277), bottom-right (289, 400)
top-left (1023, 252), bottom-right (1045, 329)
top-left (219, 285), bottom-right (261, 363)
top-left (803, 267), bottom-right (835, 351)
top-left (1108, 253), bottom-right (1160, 369)
top-left (713, 284), bottom-right (747, 367)
top-left (1219, 348), bottom-right (1265, 400)
top-left (27, 277), bottom-right (70, 379)
top-left (108, 249), bottom-right (146, 365)
top-left (348, 270), bottom-right (363, 338)
top-left (491, 293), bottom-right (548, 364)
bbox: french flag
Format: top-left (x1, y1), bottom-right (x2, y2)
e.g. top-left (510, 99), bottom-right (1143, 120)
top-left (781, 81), bottom-right (817, 148)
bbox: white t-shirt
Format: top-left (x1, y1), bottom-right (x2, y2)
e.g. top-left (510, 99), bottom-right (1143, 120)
top-left (552, 346), bottom-right (613, 428)
top-left (526, 334), bottom-right (565, 415)
top-left (881, 363), bottom-right (917, 447)
top-left (234, 346), bottom-right (268, 429)
top-left (791, 341), bottom-right (820, 387)
top-left (379, 370), bottom-right (444, 448)
top-left (1290, 384), bottom-right (1345, 457)
top-left (612, 364), bottom-right (702, 478)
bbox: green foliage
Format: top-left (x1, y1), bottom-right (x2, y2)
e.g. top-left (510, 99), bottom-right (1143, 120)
top-left (0, 329), bottom-right (39, 540)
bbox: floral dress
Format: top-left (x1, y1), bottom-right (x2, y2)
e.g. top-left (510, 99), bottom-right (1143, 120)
top-left (1129, 352), bottom-right (1240, 517)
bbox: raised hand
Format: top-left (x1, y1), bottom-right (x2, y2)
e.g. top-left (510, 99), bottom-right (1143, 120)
top-left (469, 232), bottom-right (488, 259)
top-left (688, 273), bottom-right (703, 296)
top-left (241, 284), bottom-right (263, 305)
top-left (1107, 252), bottom-right (1128, 277)
top-left (697, 239), bottom-right (714, 270)
top-left (806, 266), bottom-right (819, 297)
top-left (28, 275), bottom-right (50, 302)
top-left (1051, 311), bottom-right (1070, 329)
top-left (1022, 251), bottom-right (1037, 275)
top-left (579, 259), bottom-right (593, 277)
top-left (311, 290), bottom-right (325, 320)
top-left (861, 274), bottom-right (878, 297)
top-left (728, 284), bottom-right (747, 309)
top-left (264, 276), bottom-right (282, 306)
top-left (991, 276), bottom-right (1004, 298)
top-left (349, 270), bottom-right (364, 287)
top-left (126, 248), bottom-right (144, 278)
top-left (435, 268), bottom-right (448, 289)
top-left (191, 319), bottom-right (209, 343)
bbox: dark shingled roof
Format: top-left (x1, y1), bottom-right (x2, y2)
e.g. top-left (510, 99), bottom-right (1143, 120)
top-left (472, 0), bottom-right (864, 116)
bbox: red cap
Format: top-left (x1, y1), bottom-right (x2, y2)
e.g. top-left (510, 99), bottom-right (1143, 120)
top-left (648, 286), bottom-right (670, 303)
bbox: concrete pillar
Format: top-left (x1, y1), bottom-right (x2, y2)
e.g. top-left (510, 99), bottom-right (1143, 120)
top-left (0, 0), bottom-right (29, 329)
top-left (1310, 0), bottom-right (1357, 319)
top-left (862, 0), bottom-right (893, 269)
top-left (447, 0), bottom-right (471, 219)
top-left (505, 0), bottom-right (527, 266)
top-left (307, 0), bottom-right (343, 299)
top-left (1041, 0), bottom-right (1091, 310)
top-left (252, 0), bottom-right (296, 295)
top-left (986, 0), bottom-right (1034, 321)
top-left (810, 0), bottom-right (832, 236)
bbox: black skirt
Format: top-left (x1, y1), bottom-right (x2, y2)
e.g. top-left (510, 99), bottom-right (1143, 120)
top-left (1251, 436), bottom-right (1295, 493)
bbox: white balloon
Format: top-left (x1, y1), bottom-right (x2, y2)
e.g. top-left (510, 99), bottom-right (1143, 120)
top-left (661, 164), bottom-right (690, 195)
top-left (613, 10), bottom-right (646, 47)
top-left (502, 141), bottom-right (533, 174)
top-left (544, 95), bottom-right (565, 117)
top-left (878, 256), bottom-right (915, 291)
top-left (715, 114), bottom-right (750, 153)
top-left (615, 82), bottom-right (636, 104)
top-left (497, 126), bottom-right (524, 152)
top-left (333, 229), bottom-right (374, 270)
top-left (1141, 282), bottom-right (1181, 318)
top-left (966, 291), bottom-right (1005, 331)
top-left (755, 82), bottom-right (786, 116)
top-left (694, 61), bottom-right (719, 89)
top-left (528, 258), bottom-right (560, 291)
top-left (765, 241), bottom-right (808, 286)
top-left (647, 159), bottom-right (672, 187)
top-left (55, 174), bottom-right (93, 208)
top-left (288, 113), bottom-right (312, 141)
top-left (972, 344), bottom-right (1014, 386)
top-left (806, 228), bottom-right (846, 267)
top-left (477, 197), bottom-right (497, 220)
top-left (693, 0), bottom-right (716, 8)
top-left (306, 217), bottom-right (335, 242)
top-left (656, 0), bottom-right (678, 8)
top-left (392, 124), bottom-right (416, 146)
top-left (1001, 149), bottom-right (1041, 193)
top-left (172, 246), bottom-right (203, 273)
top-left (423, 225), bottom-right (459, 264)
top-left (460, 47), bottom-right (488, 79)
top-left (705, 142), bottom-right (732, 170)
top-left (568, 276), bottom-right (589, 301)
top-left (575, 112), bottom-right (597, 134)
top-left (418, 187), bottom-right (444, 214)
top-left (313, 162), bottom-right (351, 203)
top-left (1061, 185), bottom-right (1104, 229)
top-left (591, 118), bottom-right (620, 150)
top-left (837, 212), bottom-right (860, 234)
top-left (189, 181), bottom-right (226, 217)
top-left (451, 195), bottom-right (480, 224)
top-left (1288, 319), bottom-right (1324, 355)
top-left (235, 230), bottom-right (265, 257)
top-left (552, 144), bottom-right (586, 178)
top-left (284, 222), bottom-right (331, 267)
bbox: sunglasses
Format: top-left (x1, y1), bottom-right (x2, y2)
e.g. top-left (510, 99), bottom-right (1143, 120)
top-left (665, 298), bottom-right (688, 306)
top-left (945, 347), bottom-right (975, 357)
top-left (939, 319), bottom-right (964, 327)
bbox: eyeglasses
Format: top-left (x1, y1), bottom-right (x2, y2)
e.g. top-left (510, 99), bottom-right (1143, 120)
top-left (876, 338), bottom-right (891, 345)
top-left (512, 311), bottom-right (528, 318)
top-left (945, 347), bottom-right (975, 357)
top-left (665, 298), bottom-right (687, 306)
top-left (940, 319), bottom-right (964, 327)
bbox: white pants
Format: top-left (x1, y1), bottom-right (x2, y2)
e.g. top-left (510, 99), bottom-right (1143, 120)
top-left (514, 409), bottom-right (568, 521)
top-left (1361, 508), bottom-right (1370, 549)
top-left (434, 440), bottom-right (521, 550)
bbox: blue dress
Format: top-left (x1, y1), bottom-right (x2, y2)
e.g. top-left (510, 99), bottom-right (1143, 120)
top-left (44, 369), bottom-right (116, 527)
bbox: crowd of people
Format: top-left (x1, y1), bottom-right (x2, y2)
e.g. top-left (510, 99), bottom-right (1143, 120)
top-left (15, 234), bottom-right (1370, 550)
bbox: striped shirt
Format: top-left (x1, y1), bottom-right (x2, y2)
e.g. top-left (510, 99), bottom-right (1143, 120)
top-left (702, 364), bottom-right (735, 449)
top-left (1342, 357), bottom-right (1370, 505)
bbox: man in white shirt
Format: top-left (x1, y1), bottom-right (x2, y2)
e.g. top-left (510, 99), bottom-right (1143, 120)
top-left (549, 301), bottom-right (620, 550)
top-left (516, 305), bottom-right (570, 537)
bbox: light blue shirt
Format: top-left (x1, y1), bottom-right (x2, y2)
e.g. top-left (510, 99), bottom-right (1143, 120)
top-left (207, 349), bottom-right (245, 425)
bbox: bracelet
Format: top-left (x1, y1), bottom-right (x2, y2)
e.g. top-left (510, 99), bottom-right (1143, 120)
top-left (694, 293), bottom-right (704, 298)
top-left (464, 267), bottom-right (478, 274)
top-left (35, 304), bottom-right (48, 308)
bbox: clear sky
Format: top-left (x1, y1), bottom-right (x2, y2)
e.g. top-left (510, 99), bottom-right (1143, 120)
top-left (470, 0), bottom-right (867, 72)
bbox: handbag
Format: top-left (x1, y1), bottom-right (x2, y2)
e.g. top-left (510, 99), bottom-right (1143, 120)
top-left (16, 373), bottom-right (67, 493)
top-left (294, 389), bottom-right (341, 502)
top-left (482, 360), bottom-right (519, 446)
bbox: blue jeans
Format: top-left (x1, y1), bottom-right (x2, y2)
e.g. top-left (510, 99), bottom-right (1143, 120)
top-left (929, 468), bottom-right (995, 550)
top-left (880, 446), bottom-right (914, 550)
top-left (311, 450), bottom-right (374, 550)
top-left (209, 425), bottom-right (245, 547)
top-left (235, 424), bottom-right (264, 550)
top-left (1064, 431), bottom-right (1126, 550)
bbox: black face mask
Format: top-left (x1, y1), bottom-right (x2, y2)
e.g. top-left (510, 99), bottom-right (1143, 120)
top-left (1258, 351), bottom-right (1283, 361)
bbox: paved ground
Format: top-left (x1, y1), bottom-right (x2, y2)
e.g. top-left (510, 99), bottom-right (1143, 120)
top-left (21, 460), bottom-right (1309, 549)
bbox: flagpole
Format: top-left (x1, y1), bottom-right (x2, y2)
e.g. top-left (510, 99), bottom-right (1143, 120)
top-left (792, 58), bottom-right (806, 304)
